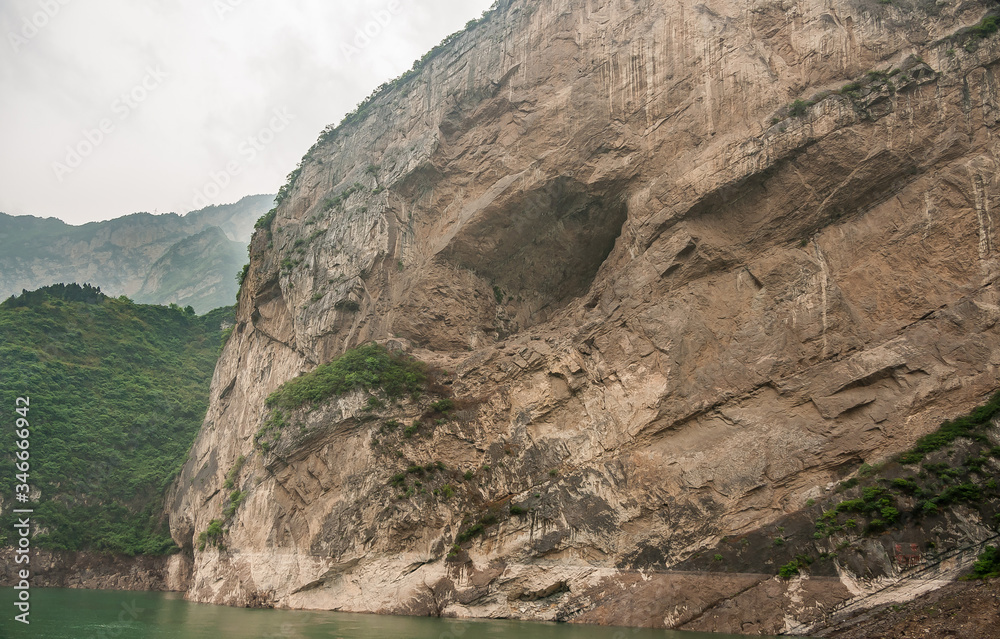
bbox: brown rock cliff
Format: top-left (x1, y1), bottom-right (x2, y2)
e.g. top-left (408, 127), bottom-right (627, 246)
top-left (167, 0), bottom-right (1000, 631)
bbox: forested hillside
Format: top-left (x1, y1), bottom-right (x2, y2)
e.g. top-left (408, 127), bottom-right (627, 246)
top-left (0, 284), bottom-right (231, 555)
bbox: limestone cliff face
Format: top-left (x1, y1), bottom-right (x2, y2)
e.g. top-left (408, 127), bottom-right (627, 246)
top-left (169, 0), bottom-right (1000, 630)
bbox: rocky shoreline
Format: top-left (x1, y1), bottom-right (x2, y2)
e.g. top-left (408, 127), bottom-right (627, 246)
top-left (1, 548), bottom-right (997, 637)
top-left (0, 548), bottom-right (190, 592)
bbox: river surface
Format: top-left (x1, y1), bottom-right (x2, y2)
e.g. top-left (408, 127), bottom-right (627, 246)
top-left (1, 588), bottom-right (793, 638)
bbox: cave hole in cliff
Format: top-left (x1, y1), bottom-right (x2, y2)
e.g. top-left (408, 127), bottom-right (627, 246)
top-left (441, 176), bottom-right (627, 328)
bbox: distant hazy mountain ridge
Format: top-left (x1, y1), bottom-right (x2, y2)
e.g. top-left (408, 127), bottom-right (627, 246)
top-left (0, 194), bottom-right (274, 313)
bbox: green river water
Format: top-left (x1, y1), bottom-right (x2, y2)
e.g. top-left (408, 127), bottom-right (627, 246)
top-left (0, 588), bottom-right (791, 639)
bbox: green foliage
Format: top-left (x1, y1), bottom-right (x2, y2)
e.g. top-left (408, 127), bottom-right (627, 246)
top-left (0, 286), bottom-right (229, 555)
top-left (323, 182), bottom-right (366, 211)
top-left (810, 384), bottom-right (1000, 542)
top-left (891, 477), bottom-right (919, 494)
top-left (838, 477), bottom-right (860, 492)
top-left (826, 486), bottom-right (899, 532)
top-left (936, 483), bottom-right (981, 506)
top-left (264, 343), bottom-right (426, 412)
top-left (2, 283), bottom-right (105, 307)
top-left (441, 484), bottom-right (455, 499)
top-left (430, 398), bottom-right (454, 413)
top-left (836, 499), bottom-right (865, 513)
top-left (254, 208), bottom-right (277, 232)
top-left (493, 285), bottom-right (505, 305)
top-left (788, 99), bottom-right (808, 117)
top-left (254, 410), bottom-right (287, 451)
top-left (222, 490), bottom-right (246, 519)
top-left (865, 517), bottom-right (885, 532)
top-left (456, 512), bottom-right (499, 544)
top-left (253, 163), bottom-right (303, 234)
top-left (966, 457), bottom-right (988, 473)
top-left (899, 390), bottom-right (1000, 464)
top-left (223, 455), bottom-right (246, 490)
top-left (780, 555), bottom-right (814, 578)
top-left (779, 561), bottom-right (800, 578)
top-left (510, 504), bottom-right (526, 516)
top-left (970, 14), bottom-right (1000, 40)
top-left (965, 546), bottom-right (1000, 579)
top-left (197, 519), bottom-right (224, 552)
top-left (276, 164), bottom-right (303, 208)
top-left (463, 470), bottom-right (475, 481)
top-left (456, 523), bottom-right (484, 544)
top-left (236, 263), bottom-right (250, 287)
top-left (924, 462), bottom-right (963, 480)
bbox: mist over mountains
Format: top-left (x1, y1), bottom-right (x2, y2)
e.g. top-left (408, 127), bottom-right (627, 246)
top-left (0, 194), bottom-right (274, 313)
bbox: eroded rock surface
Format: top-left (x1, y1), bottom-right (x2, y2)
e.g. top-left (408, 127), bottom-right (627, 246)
top-left (168, 0), bottom-right (1000, 631)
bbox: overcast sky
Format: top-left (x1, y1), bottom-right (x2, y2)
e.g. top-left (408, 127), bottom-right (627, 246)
top-left (0, 0), bottom-right (496, 225)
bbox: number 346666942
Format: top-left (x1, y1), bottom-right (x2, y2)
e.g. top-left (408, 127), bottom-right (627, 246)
top-left (14, 397), bottom-right (30, 496)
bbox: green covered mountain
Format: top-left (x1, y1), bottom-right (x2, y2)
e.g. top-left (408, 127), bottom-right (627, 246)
top-left (0, 194), bottom-right (273, 313)
top-left (0, 284), bottom-right (231, 555)
top-left (134, 226), bottom-right (247, 312)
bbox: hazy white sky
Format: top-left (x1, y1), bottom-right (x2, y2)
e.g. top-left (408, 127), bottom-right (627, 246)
top-left (0, 0), bottom-right (496, 224)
